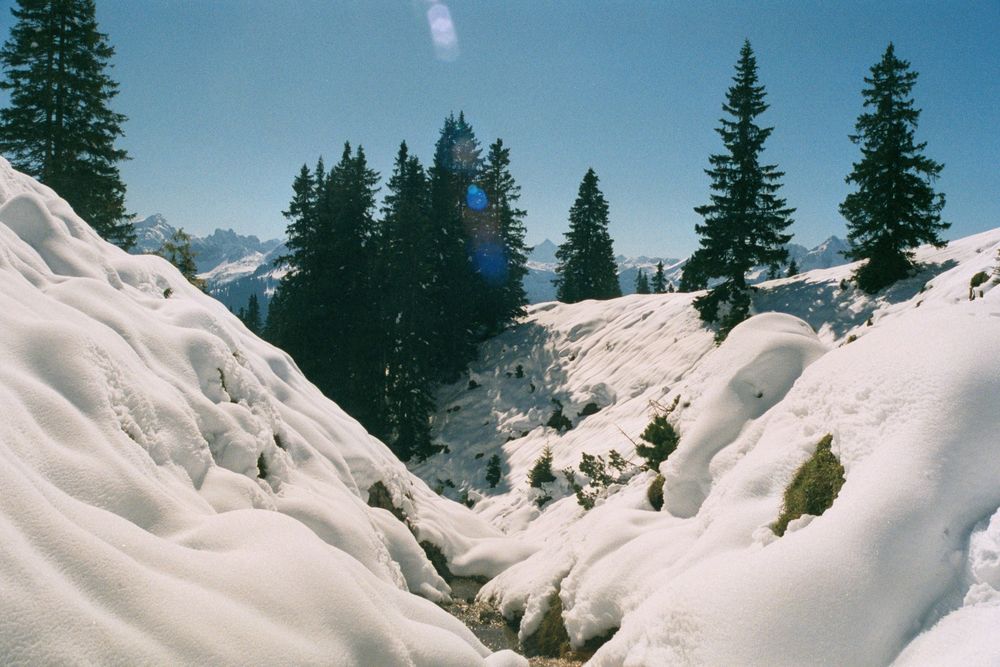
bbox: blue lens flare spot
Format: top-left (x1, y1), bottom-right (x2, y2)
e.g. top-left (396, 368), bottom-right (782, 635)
top-left (473, 242), bottom-right (508, 286)
top-left (466, 184), bottom-right (488, 211)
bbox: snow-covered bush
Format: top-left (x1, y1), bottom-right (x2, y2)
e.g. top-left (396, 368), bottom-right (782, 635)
top-left (772, 434), bottom-right (845, 536)
top-left (486, 454), bottom-right (502, 488)
top-left (545, 400), bottom-right (573, 432)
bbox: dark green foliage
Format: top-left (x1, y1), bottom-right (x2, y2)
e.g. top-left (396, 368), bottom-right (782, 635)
top-left (577, 402), bottom-right (601, 417)
top-left (647, 474), bottom-right (665, 511)
top-left (468, 379), bottom-right (480, 390)
top-left (652, 261), bottom-right (667, 293)
top-left (240, 293), bottom-right (261, 334)
top-left (159, 228), bottom-right (204, 290)
top-left (637, 415), bottom-right (679, 470)
top-left (787, 259), bottom-right (799, 277)
top-left (528, 446), bottom-right (556, 488)
top-left (554, 168), bottom-right (621, 303)
top-left (564, 450), bottom-right (635, 510)
top-left (772, 434), bottom-right (845, 536)
top-left (682, 41), bottom-right (794, 339)
top-left (476, 138), bottom-right (530, 336)
top-left (546, 405), bottom-right (573, 432)
top-left (563, 468), bottom-right (596, 510)
top-left (514, 364), bottom-right (524, 379)
top-left (578, 452), bottom-right (613, 487)
top-left (486, 454), bottom-right (502, 488)
top-left (841, 44), bottom-right (948, 293)
top-left (634, 269), bottom-right (651, 294)
top-left (256, 452), bottom-right (268, 480)
top-left (970, 271), bottom-right (989, 289)
top-left (0, 0), bottom-right (134, 249)
top-left (266, 144), bottom-right (392, 447)
top-left (162, 287), bottom-right (173, 299)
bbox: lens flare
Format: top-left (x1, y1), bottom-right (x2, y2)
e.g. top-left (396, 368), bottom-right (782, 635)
top-left (426, 3), bottom-right (459, 62)
top-left (472, 242), bottom-right (508, 286)
top-left (466, 184), bottom-right (488, 211)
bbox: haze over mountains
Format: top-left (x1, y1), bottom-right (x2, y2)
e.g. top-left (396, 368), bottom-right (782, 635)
top-left (133, 214), bottom-right (851, 314)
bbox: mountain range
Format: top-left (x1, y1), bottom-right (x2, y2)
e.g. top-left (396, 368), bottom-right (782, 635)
top-left (132, 214), bottom-right (851, 316)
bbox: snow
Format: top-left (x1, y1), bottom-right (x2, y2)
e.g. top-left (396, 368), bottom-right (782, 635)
top-left (414, 222), bottom-right (1000, 663)
top-left (0, 157), bottom-right (526, 666)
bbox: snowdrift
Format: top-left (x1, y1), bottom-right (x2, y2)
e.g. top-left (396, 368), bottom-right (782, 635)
top-left (0, 157), bottom-right (526, 666)
top-left (415, 226), bottom-right (1000, 664)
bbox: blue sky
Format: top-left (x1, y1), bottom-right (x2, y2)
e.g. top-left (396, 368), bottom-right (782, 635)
top-left (2, 0), bottom-right (998, 256)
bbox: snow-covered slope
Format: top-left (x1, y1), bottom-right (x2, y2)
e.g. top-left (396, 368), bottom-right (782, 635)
top-left (414, 227), bottom-right (1000, 664)
top-left (0, 157), bottom-right (526, 666)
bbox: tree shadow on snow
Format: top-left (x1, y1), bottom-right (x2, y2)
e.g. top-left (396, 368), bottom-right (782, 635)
top-left (754, 259), bottom-right (958, 340)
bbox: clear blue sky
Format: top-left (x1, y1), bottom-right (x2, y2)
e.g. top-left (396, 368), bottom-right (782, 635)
top-left (2, 1), bottom-right (998, 256)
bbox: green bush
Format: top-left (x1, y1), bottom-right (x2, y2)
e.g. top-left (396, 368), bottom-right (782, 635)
top-left (636, 415), bottom-right (679, 470)
top-left (577, 402), bottom-right (601, 417)
top-left (486, 454), bottom-right (502, 488)
top-left (647, 474), bottom-right (665, 511)
top-left (256, 452), bottom-right (268, 480)
top-left (546, 404), bottom-right (573, 432)
top-left (772, 434), bottom-right (845, 536)
top-left (970, 271), bottom-right (990, 288)
top-left (528, 446), bottom-right (556, 488)
top-left (521, 591), bottom-right (571, 658)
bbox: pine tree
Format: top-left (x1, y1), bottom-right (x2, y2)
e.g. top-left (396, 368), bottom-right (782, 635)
top-left (0, 0), bottom-right (134, 249)
top-left (476, 138), bottom-right (529, 335)
top-left (554, 168), bottom-right (621, 303)
top-left (786, 258), bottom-right (799, 277)
top-left (241, 293), bottom-right (261, 334)
top-left (381, 142), bottom-right (438, 460)
top-left (682, 41), bottom-right (794, 339)
top-left (651, 261), bottom-right (667, 293)
top-left (840, 43), bottom-right (947, 293)
top-left (634, 269), bottom-right (651, 294)
top-left (159, 228), bottom-right (204, 290)
top-left (427, 112), bottom-right (482, 379)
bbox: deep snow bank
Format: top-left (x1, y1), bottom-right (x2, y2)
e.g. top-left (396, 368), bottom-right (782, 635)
top-left (414, 226), bottom-right (1000, 663)
top-left (0, 157), bottom-right (525, 666)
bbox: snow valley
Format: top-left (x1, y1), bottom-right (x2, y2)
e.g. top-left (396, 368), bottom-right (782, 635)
top-left (3, 156), bottom-right (1000, 664)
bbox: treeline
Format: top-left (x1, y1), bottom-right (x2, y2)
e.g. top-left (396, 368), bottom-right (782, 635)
top-left (264, 113), bottom-right (528, 460)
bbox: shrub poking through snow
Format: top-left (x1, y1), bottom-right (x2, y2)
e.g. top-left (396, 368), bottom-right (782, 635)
top-left (970, 271), bottom-right (990, 289)
top-left (486, 454), bottom-right (502, 488)
top-left (647, 474), bottom-right (665, 511)
top-left (256, 452), bottom-right (268, 479)
top-left (546, 399), bottom-right (573, 432)
top-left (563, 450), bottom-right (637, 510)
top-left (521, 591), bottom-right (572, 658)
top-left (637, 415), bottom-right (679, 470)
top-left (577, 402), bottom-right (601, 417)
top-left (772, 434), bottom-right (845, 536)
top-left (515, 364), bottom-right (524, 378)
top-left (528, 446), bottom-right (556, 488)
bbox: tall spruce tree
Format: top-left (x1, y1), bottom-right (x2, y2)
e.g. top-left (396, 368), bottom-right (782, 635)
top-left (682, 40), bottom-right (794, 339)
top-left (427, 112), bottom-right (482, 379)
top-left (840, 43), bottom-right (947, 293)
top-left (554, 168), bottom-right (621, 303)
top-left (476, 138), bottom-right (529, 335)
top-left (635, 269), bottom-right (651, 294)
top-left (240, 293), bottom-right (261, 334)
top-left (0, 0), bottom-right (134, 249)
top-left (651, 261), bottom-right (667, 293)
top-left (267, 147), bottom-right (386, 437)
top-left (380, 142), bottom-right (437, 460)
